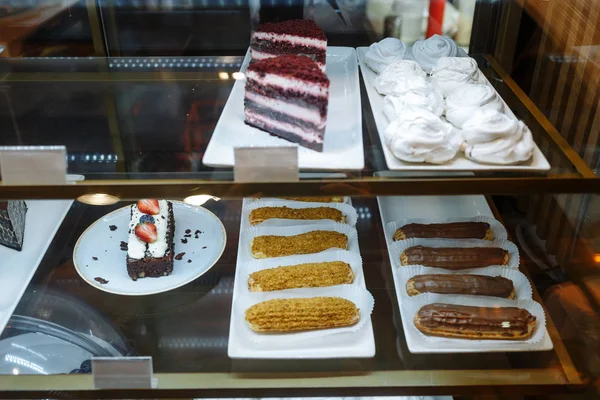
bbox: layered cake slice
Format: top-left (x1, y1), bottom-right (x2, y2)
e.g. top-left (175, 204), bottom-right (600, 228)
top-left (244, 55), bottom-right (330, 151)
top-left (250, 19), bottom-right (327, 72)
top-left (127, 199), bottom-right (175, 280)
top-left (0, 201), bottom-right (27, 251)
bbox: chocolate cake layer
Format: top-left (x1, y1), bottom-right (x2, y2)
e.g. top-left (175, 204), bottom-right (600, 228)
top-left (395, 222), bottom-right (491, 240)
top-left (409, 274), bottom-right (514, 298)
top-left (245, 117), bottom-right (324, 152)
top-left (244, 100), bottom-right (323, 132)
top-left (246, 80), bottom-right (327, 116)
top-left (401, 245), bottom-right (508, 269)
top-left (126, 202), bottom-right (175, 281)
top-left (0, 200), bottom-right (27, 251)
top-left (416, 303), bottom-right (535, 337)
top-left (255, 20), bottom-right (326, 40)
top-left (250, 41), bottom-right (326, 64)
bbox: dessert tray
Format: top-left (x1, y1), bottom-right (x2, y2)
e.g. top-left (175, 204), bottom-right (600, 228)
top-left (228, 197), bottom-right (376, 359)
top-left (357, 47), bottom-right (551, 172)
top-left (376, 195), bottom-right (553, 353)
top-left (203, 47), bottom-right (364, 170)
top-left (0, 200), bottom-right (73, 334)
top-left (73, 201), bottom-right (226, 296)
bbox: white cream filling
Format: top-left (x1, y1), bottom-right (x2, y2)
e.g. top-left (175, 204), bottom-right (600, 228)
top-left (250, 50), bottom-right (326, 72)
top-left (252, 31), bottom-right (326, 49)
top-left (245, 91), bottom-right (325, 127)
top-left (127, 200), bottom-right (169, 260)
top-left (246, 70), bottom-right (328, 97)
top-left (245, 111), bottom-right (323, 143)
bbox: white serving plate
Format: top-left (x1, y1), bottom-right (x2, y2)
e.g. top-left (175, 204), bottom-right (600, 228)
top-left (228, 198), bottom-right (375, 359)
top-left (73, 201), bottom-right (226, 296)
top-left (0, 200), bottom-right (73, 334)
top-left (376, 195), bottom-right (553, 353)
top-left (203, 47), bottom-right (364, 170)
top-left (357, 47), bottom-right (551, 172)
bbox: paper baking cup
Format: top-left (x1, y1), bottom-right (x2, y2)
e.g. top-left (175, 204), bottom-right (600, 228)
top-left (395, 265), bottom-right (532, 300)
top-left (244, 200), bottom-right (358, 227)
top-left (234, 285), bottom-right (374, 348)
top-left (242, 250), bottom-right (365, 293)
top-left (242, 222), bottom-right (360, 263)
top-left (402, 293), bottom-right (546, 345)
top-left (385, 216), bottom-right (507, 244)
top-left (390, 238), bottom-right (520, 269)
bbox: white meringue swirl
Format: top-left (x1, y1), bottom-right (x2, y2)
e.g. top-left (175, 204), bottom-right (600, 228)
top-left (445, 83), bottom-right (504, 128)
top-left (411, 34), bottom-right (462, 73)
top-left (365, 37), bottom-right (409, 74)
top-left (383, 89), bottom-right (444, 121)
top-left (462, 108), bottom-right (534, 165)
top-left (384, 107), bottom-right (462, 164)
top-left (374, 64), bottom-right (431, 97)
top-left (431, 57), bottom-right (483, 80)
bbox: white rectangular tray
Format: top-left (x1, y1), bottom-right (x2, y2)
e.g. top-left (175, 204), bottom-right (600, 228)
top-left (357, 47), bottom-right (551, 172)
top-left (0, 200), bottom-right (73, 333)
top-left (376, 195), bottom-right (553, 353)
top-left (228, 198), bottom-right (375, 359)
top-left (204, 47), bottom-right (364, 170)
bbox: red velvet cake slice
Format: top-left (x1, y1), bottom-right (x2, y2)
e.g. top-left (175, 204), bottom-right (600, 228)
top-left (250, 19), bottom-right (327, 72)
top-left (244, 55), bottom-right (330, 152)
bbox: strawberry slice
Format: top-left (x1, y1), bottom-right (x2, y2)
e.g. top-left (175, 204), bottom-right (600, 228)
top-left (135, 222), bottom-right (157, 243)
top-left (137, 199), bottom-right (160, 215)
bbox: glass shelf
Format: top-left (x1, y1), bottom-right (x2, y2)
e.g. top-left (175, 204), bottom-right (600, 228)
top-left (0, 198), bottom-right (583, 397)
top-left (0, 54), bottom-right (598, 199)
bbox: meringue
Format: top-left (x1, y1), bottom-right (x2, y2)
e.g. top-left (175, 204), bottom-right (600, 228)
top-left (445, 83), bottom-right (504, 128)
top-left (365, 37), bottom-right (409, 74)
top-left (411, 34), bottom-right (462, 73)
top-left (462, 108), bottom-right (534, 165)
top-left (383, 89), bottom-right (444, 121)
top-left (384, 107), bottom-right (462, 164)
top-left (430, 57), bottom-right (485, 96)
top-left (374, 62), bottom-right (431, 97)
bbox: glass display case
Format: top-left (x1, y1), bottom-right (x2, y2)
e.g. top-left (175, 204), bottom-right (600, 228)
top-left (0, 0), bottom-right (599, 398)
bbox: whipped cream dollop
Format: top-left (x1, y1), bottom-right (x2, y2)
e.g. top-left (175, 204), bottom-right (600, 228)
top-left (412, 34), bottom-right (463, 73)
top-left (374, 61), bottom-right (431, 96)
top-left (461, 108), bottom-right (534, 165)
top-left (383, 89), bottom-right (444, 121)
top-left (430, 57), bottom-right (485, 96)
top-left (365, 37), bottom-right (410, 74)
top-left (384, 107), bottom-right (462, 164)
top-left (445, 83), bottom-right (504, 128)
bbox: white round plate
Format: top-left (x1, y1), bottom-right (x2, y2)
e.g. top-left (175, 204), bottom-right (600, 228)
top-left (73, 201), bottom-right (226, 296)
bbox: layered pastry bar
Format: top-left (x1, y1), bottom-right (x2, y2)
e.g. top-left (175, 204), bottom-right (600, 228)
top-left (0, 201), bottom-right (27, 251)
top-left (414, 303), bottom-right (536, 340)
top-left (250, 19), bottom-right (327, 72)
top-left (251, 230), bottom-right (348, 258)
top-left (249, 206), bottom-right (345, 225)
top-left (400, 245), bottom-right (509, 269)
top-left (282, 196), bottom-right (343, 203)
top-left (244, 55), bottom-right (330, 152)
top-left (406, 274), bottom-right (515, 299)
top-left (248, 261), bottom-right (354, 291)
top-left (245, 297), bottom-right (359, 332)
top-left (127, 199), bottom-right (175, 280)
top-left (393, 221), bottom-right (493, 241)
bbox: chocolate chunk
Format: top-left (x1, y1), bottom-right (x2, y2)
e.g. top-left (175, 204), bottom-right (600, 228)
top-left (187, 259), bottom-right (192, 263)
top-left (202, 246), bottom-right (207, 249)
top-left (120, 241), bottom-right (128, 251)
top-left (195, 230), bottom-right (201, 235)
top-left (94, 277), bottom-right (109, 284)
top-left (181, 238), bottom-right (188, 244)
top-left (185, 229), bottom-right (191, 234)
top-left (175, 252), bottom-right (185, 260)
top-left (184, 234), bottom-right (192, 238)
top-left (109, 225), bottom-right (118, 231)
top-left (92, 257), bottom-right (98, 261)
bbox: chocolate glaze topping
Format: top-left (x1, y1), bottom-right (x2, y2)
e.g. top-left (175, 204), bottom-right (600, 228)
top-left (417, 303), bottom-right (535, 334)
top-left (403, 246), bottom-right (508, 269)
top-left (398, 222), bottom-right (490, 239)
top-left (411, 274), bottom-right (514, 298)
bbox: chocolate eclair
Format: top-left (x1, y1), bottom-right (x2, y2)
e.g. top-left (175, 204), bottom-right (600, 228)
top-left (394, 221), bottom-right (493, 241)
top-left (400, 246), bottom-right (509, 269)
top-left (406, 274), bottom-right (515, 299)
top-left (414, 303), bottom-right (536, 340)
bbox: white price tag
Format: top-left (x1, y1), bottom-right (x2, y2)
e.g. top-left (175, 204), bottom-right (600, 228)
top-left (92, 357), bottom-right (155, 389)
top-left (0, 146), bottom-right (67, 185)
top-left (234, 146), bottom-right (299, 183)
